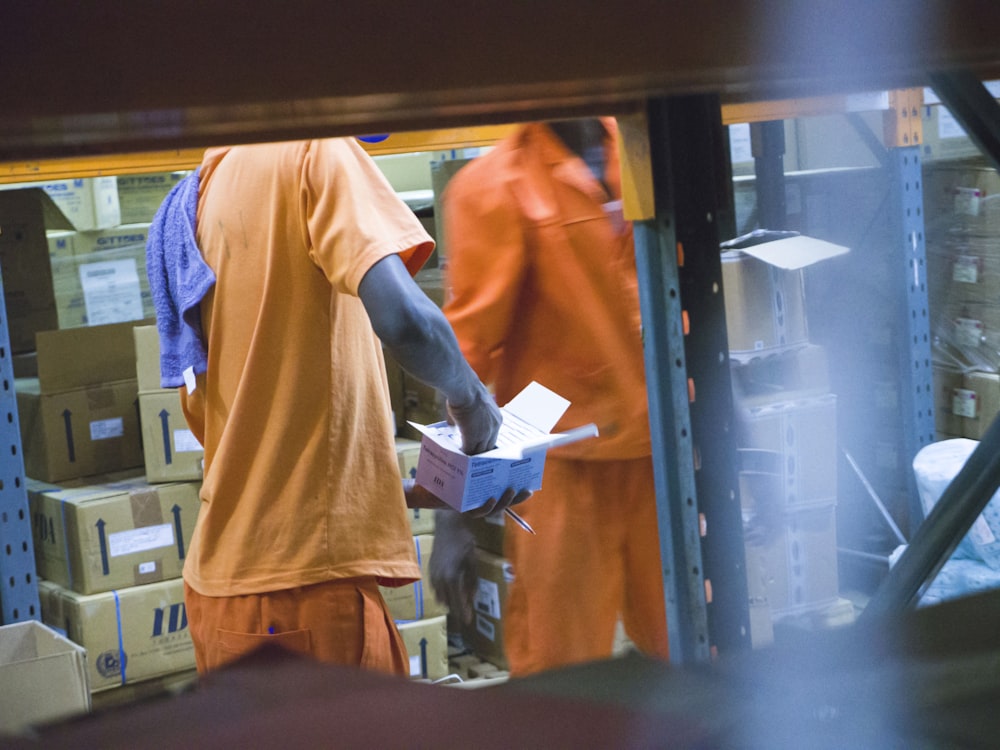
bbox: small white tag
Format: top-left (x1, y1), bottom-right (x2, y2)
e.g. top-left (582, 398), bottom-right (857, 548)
top-left (953, 388), bottom-right (978, 418)
top-left (183, 366), bottom-right (197, 395)
top-left (138, 561), bottom-right (157, 575)
top-left (954, 187), bottom-right (983, 217)
top-left (953, 255), bottom-right (980, 284)
top-left (955, 318), bottom-right (984, 348)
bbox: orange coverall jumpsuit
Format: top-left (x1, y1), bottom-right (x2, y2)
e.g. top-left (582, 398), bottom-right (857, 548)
top-left (442, 121), bottom-right (669, 675)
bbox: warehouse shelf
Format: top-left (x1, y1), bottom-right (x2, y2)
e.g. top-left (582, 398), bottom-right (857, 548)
top-left (0, 96), bottom-right (915, 185)
top-left (2, 2), bottom-right (1000, 667)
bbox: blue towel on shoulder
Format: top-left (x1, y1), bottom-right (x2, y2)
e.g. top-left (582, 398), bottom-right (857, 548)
top-left (145, 168), bottom-right (216, 388)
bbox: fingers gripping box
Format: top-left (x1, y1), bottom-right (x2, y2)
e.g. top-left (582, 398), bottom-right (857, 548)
top-left (409, 382), bottom-right (597, 512)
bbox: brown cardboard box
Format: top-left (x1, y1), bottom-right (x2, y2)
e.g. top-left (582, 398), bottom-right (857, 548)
top-left (744, 501), bottom-right (840, 618)
top-left (0, 620), bottom-right (90, 734)
top-left (385, 352), bottom-right (448, 442)
top-left (933, 364), bottom-right (967, 438)
top-left (396, 615), bottom-right (448, 681)
top-left (48, 237), bottom-right (152, 328)
top-left (133, 324), bottom-right (163, 393)
top-left (380, 534), bottom-right (448, 622)
top-left (460, 549), bottom-right (512, 670)
top-left (962, 370), bottom-right (1000, 439)
top-left (28, 473), bottom-right (200, 595)
top-left (4, 177), bottom-right (121, 231)
top-left (15, 321), bottom-right (149, 482)
top-left (396, 437), bottom-right (435, 535)
top-left (736, 392), bottom-right (838, 513)
top-left (138, 390), bottom-right (204, 483)
top-left (469, 513), bottom-right (506, 557)
top-left (722, 251), bottom-right (810, 357)
top-left (116, 172), bottom-right (187, 225)
top-left (17, 378), bottom-right (143, 483)
top-left (731, 343), bottom-right (830, 398)
top-left (38, 577), bottom-right (195, 692)
top-left (0, 188), bottom-right (69, 352)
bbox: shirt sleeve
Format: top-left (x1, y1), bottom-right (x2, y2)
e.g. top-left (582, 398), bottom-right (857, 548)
top-left (302, 138), bottom-right (434, 294)
top-left (441, 162), bottom-right (529, 384)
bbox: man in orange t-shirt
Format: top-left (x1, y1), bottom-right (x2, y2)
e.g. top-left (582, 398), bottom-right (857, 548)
top-left (432, 119), bottom-right (669, 675)
top-left (149, 138), bottom-right (527, 675)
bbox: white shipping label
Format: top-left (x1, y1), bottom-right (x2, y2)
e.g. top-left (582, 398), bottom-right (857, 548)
top-left (408, 655), bottom-right (421, 677)
top-left (90, 417), bottom-right (124, 441)
top-left (955, 317), bottom-right (984, 348)
top-left (728, 123), bottom-right (752, 164)
top-left (174, 429), bottom-right (203, 453)
top-left (954, 187), bottom-right (983, 217)
top-left (938, 108), bottom-right (968, 139)
top-left (970, 516), bottom-right (997, 547)
top-left (953, 389), bottom-right (978, 418)
top-left (953, 255), bottom-right (980, 284)
top-left (138, 561), bottom-right (157, 575)
top-left (108, 523), bottom-right (175, 557)
top-left (80, 259), bottom-right (143, 325)
top-left (473, 578), bottom-right (501, 620)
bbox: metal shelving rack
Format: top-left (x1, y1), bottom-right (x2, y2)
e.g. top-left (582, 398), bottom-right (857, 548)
top-left (0, 2), bottom-right (999, 659)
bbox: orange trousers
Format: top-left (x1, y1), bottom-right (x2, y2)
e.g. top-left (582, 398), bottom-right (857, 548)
top-left (503, 455), bottom-right (669, 676)
top-left (184, 576), bottom-right (408, 676)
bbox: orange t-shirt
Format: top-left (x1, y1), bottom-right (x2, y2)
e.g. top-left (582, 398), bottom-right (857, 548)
top-left (181, 138), bottom-right (433, 597)
top-left (443, 121), bottom-right (651, 460)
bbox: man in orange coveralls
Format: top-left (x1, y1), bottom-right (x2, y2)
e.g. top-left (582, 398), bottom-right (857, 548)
top-left (147, 137), bottom-right (529, 676)
top-left (430, 118), bottom-right (669, 676)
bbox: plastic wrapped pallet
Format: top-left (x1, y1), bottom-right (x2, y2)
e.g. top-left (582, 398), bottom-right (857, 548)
top-left (913, 438), bottom-right (1000, 568)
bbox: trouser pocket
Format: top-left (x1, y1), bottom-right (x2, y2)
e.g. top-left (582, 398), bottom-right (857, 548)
top-left (211, 627), bottom-right (312, 670)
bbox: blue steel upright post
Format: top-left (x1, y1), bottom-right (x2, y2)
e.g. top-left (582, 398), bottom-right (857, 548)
top-left (886, 91), bottom-right (936, 529)
top-left (0, 269), bottom-right (40, 624)
top-left (623, 95), bottom-right (751, 665)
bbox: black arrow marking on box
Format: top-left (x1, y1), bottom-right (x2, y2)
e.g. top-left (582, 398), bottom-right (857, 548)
top-left (96, 518), bottom-right (109, 575)
top-left (419, 637), bottom-right (428, 679)
top-left (62, 409), bottom-right (75, 462)
top-left (159, 409), bottom-right (173, 465)
top-left (172, 504), bottom-right (185, 559)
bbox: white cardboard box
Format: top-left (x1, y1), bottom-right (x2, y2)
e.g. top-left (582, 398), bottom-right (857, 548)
top-left (0, 620), bottom-right (90, 735)
top-left (409, 382), bottom-right (597, 512)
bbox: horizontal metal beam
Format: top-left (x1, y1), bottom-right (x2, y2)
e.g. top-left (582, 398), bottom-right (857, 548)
top-left (1, 2), bottom-right (1000, 161)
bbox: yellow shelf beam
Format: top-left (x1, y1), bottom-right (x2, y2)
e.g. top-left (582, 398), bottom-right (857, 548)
top-left (0, 94), bottom-right (911, 185)
top-left (0, 125), bottom-right (521, 185)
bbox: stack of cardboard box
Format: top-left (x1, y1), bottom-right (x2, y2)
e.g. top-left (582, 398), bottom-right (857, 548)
top-left (724, 237), bottom-right (850, 645)
top-left (386, 438), bottom-right (449, 681)
top-left (0, 176), bottom-right (164, 357)
top-left (132, 325), bottom-right (204, 484)
top-left (925, 161), bottom-right (1000, 440)
top-left (14, 320), bottom-right (201, 695)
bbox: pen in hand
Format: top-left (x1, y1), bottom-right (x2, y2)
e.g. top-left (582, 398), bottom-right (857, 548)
top-left (505, 507), bottom-right (535, 535)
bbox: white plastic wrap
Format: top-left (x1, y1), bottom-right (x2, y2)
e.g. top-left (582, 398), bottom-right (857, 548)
top-left (913, 438), bottom-right (1000, 569)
